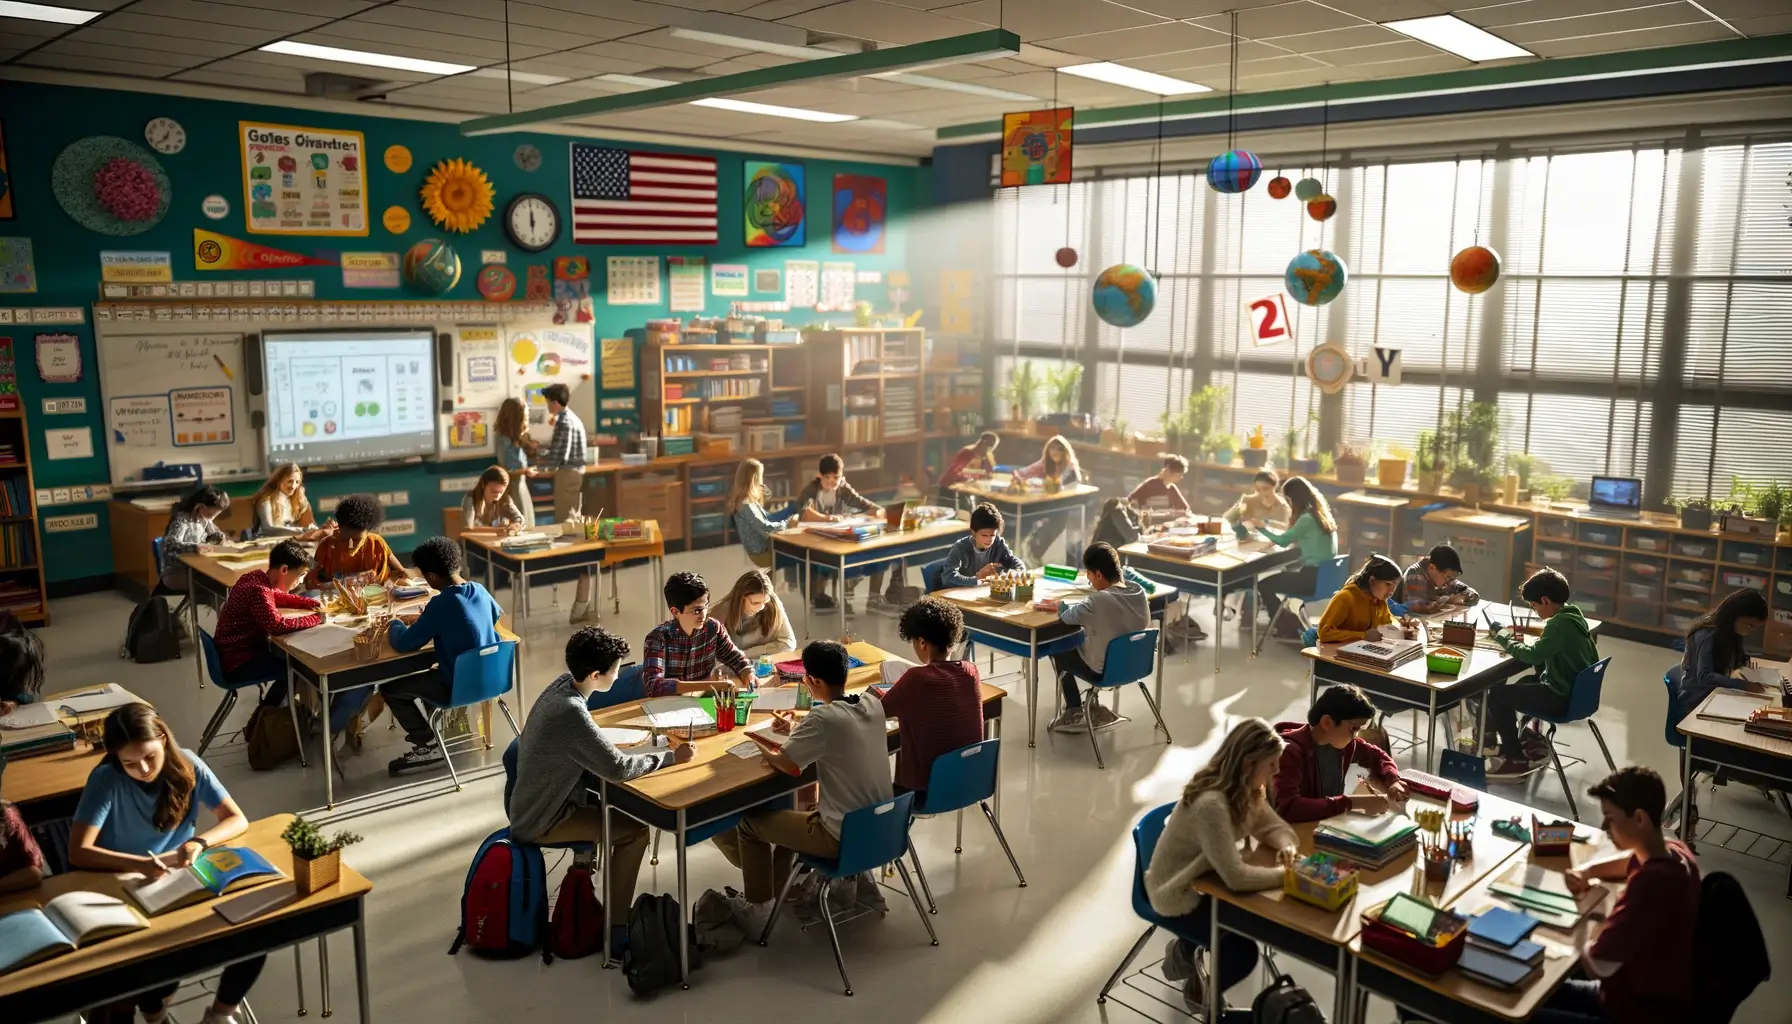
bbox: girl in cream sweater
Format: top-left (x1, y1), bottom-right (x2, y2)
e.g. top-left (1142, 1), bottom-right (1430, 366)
top-left (1144, 718), bottom-right (1298, 1015)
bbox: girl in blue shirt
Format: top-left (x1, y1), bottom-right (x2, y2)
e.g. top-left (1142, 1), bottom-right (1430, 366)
top-left (494, 397), bottom-right (538, 519)
top-left (728, 458), bottom-right (795, 571)
top-left (71, 704), bottom-right (262, 1024)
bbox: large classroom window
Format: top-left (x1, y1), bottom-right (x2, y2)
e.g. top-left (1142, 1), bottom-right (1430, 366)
top-left (989, 130), bottom-right (1791, 505)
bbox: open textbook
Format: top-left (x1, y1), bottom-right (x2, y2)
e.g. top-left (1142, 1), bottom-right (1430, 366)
top-left (128, 846), bottom-right (283, 916)
top-left (0, 892), bottom-right (148, 974)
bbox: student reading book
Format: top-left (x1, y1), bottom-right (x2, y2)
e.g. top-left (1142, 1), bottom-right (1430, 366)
top-left (0, 892), bottom-right (148, 974)
top-left (712, 569), bottom-right (796, 659)
top-left (1316, 555), bottom-right (1410, 645)
top-left (1486, 569), bottom-right (1600, 779)
top-left (882, 597), bottom-right (983, 802)
top-left (68, 704), bottom-right (262, 1024)
top-left (939, 503), bottom-right (1025, 588)
top-left (383, 537), bottom-right (504, 777)
top-left (312, 494), bottom-right (405, 584)
top-left (128, 845), bottom-right (282, 915)
top-left (1272, 684), bottom-right (1407, 823)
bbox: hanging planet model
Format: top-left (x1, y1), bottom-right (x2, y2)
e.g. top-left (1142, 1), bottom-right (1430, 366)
top-left (1091, 263), bottom-right (1156, 328)
top-left (1449, 246), bottom-right (1502, 294)
top-left (1055, 247), bottom-right (1078, 268)
top-left (1266, 176), bottom-right (1292, 199)
top-left (1207, 150), bottom-right (1263, 193)
top-left (1306, 194), bottom-right (1337, 221)
top-left (1284, 249), bottom-right (1347, 307)
top-left (1293, 177), bottom-right (1324, 202)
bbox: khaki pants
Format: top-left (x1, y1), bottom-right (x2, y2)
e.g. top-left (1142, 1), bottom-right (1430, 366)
top-left (711, 808), bottom-right (840, 903)
top-left (535, 805), bottom-right (651, 910)
top-left (552, 468), bottom-right (584, 522)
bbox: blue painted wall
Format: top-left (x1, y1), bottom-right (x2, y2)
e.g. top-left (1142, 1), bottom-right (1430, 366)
top-left (0, 81), bottom-right (922, 584)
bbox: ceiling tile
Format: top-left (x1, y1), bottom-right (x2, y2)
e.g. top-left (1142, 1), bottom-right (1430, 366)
top-left (780, 0), bottom-right (999, 44)
top-left (1498, 6), bottom-right (1721, 44)
top-left (933, 0), bottom-right (1170, 38)
top-left (0, 18), bottom-right (69, 46)
top-left (237, 50), bottom-right (440, 81)
top-left (295, 25), bottom-right (551, 63)
top-left (1119, 0), bottom-right (1297, 14)
top-left (1012, 43), bottom-right (1087, 67)
top-left (573, 39), bottom-right (728, 70)
top-left (1698, 0), bottom-right (1792, 15)
top-left (1038, 21), bottom-right (1229, 61)
top-left (1308, 39), bottom-right (1442, 65)
top-left (1731, 12), bottom-right (1792, 34)
top-left (1458, 0), bottom-right (1689, 27)
top-left (52, 26), bottom-right (245, 59)
top-left (1189, 2), bottom-right (1373, 37)
top-left (646, 0), bottom-right (767, 11)
top-left (1523, 20), bottom-right (1736, 55)
top-left (124, 0), bottom-right (332, 34)
top-left (356, 7), bottom-right (606, 49)
top-left (60, 12), bottom-right (284, 46)
top-left (213, 0), bottom-right (377, 14)
top-left (1313, 0), bottom-right (1452, 17)
top-left (17, 53), bottom-right (184, 77)
top-left (1266, 25), bottom-right (1406, 54)
top-left (740, 0), bottom-right (845, 17)
top-left (28, 39), bottom-right (202, 70)
top-left (1127, 39), bottom-right (1295, 73)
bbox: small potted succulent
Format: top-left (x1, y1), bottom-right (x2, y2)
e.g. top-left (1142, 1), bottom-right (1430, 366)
top-left (1333, 443), bottom-right (1367, 485)
top-left (1241, 424), bottom-right (1269, 469)
top-left (1669, 495), bottom-right (1713, 532)
top-left (1208, 432), bottom-right (1240, 466)
top-left (282, 816), bottom-right (364, 895)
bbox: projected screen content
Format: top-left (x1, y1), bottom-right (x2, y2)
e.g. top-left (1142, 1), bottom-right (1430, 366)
top-left (1591, 476), bottom-right (1641, 509)
top-left (264, 330), bottom-right (437, 466)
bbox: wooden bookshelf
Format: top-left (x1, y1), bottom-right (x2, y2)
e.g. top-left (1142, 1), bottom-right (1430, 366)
top-left (0, 409), bottom-right (49, 626)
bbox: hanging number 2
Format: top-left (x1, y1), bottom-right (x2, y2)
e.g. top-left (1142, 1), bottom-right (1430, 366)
top-left (1247, 294), bottom-right (1291, 347)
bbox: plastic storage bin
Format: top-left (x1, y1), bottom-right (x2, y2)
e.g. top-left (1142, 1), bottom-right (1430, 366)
top-left (1578, 523), bottom-right (1622, 547)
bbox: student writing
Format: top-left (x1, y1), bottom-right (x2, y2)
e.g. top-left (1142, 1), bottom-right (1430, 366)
top-left (938, 431), bottom-right (999, 489)
top-left (1272, 684), bottom-right (1406, 823)
top-left (159, 485), bottom-right (230, 593)
top-left (1675, 588), bottom-right (1769, 719)
top-left (883, 598), bottom-right (984, 803)
top-left (641, 571), bottom-right (752, 698)
top-left (1486, 569), bottom-right (1600, 779)
top-left (796, 453), bottom-right (902, 614)
top-left (211, 540), bottom-right (322, 704)
top-left (1222, 470), bottom-right (1290, 537)
top-left (248, 463), bottom-right (334, 541)
top-left (1246, 477), bottom-right (1338, 626)
top-left (1015, 434), bottom-right (1083, 563)
top-left (727, 458), bottom-right (796, 571)
top-left (312, 493), bottom-right (405, 584)
top-left (939, 502), bottom-right (1025, 588)
top-left (461, 465), bottom-right (528, 531)
top-left (1401, 544), bottom-right (1479, 614)
top-left (712, 569), bottom-right (796, 659)
top-left (383, 537), bottom-right (503, 777)
top-left (1128, 454), bottom-right (1192, 520)
top-left (1316, 555), bottom-right (1411, 645)
top-left (1048, 542), bottom-right (1150, 734)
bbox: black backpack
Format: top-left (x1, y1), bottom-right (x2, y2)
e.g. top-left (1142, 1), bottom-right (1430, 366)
top-left (121, 596), bottom-right (181, 664)
top-left (1693, 870), bottom-right (1769, 1024)
top-left (624, 893), bottom-right (695, 995)
top-left (1253, 972), bottom-right (1325, 1024)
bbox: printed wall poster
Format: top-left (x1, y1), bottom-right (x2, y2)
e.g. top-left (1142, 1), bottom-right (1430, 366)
top-left (754, 268), bottom-right (781, 295)
top-left (784, 260), bottom-right (819, 308)
top-left (669, 256), bottom-right (705, 312)
top-left (341, 252), bottom-right (400, 288)
top-left (238, 121), bottom-right (369, 236)
top-left (818, 262), bottom-right (856, 313)
top-left (447, 410), bottom-right (488, 450)
top-left (1001, 107), bottom-right (1073, 187)
top-left (0, 337), bottom-right (18, 410)
top-left (46, 427), bottom-right (94, 460)
top-left (832, 174), bottom-right (886, 254)
top-left (744, 161), bottom-right (805, 248)
top-left (600, 337), bottom-right (635, 391)
top-left (99, 251), bottom-right (172, 284)
top-left (0, 237), bottom-right (34, 293)
top-left (457, 327), bottom-right (506, 406)
top-left (171, 386), bottom-right (235, 445)
top-left (109, 394), bottom-right (171, 448)
top-left (34, 332), bottom-right (81, 383)
top-left (606, 256), bottom-right (660, 305)
top-left (711, 263), bottom-right (748, 297)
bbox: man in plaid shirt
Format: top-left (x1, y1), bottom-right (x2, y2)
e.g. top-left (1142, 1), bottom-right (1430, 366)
top-left (538, 383), bottom-right (597, 622)
top-left (641, 571), bottom-right (753, 698)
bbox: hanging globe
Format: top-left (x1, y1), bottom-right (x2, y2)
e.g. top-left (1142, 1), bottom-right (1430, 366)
top-left (1449, 245), bottom-right (1502, 294)
top-left (1207, 150), bottom-right (1263, 194)
top-left (1055, 247), bottom-right (1078, 268)
top-left (1091, 263), bottom-right (1156, 328)
top-left (1267, 176), bottom-right (1292, 199)
top-left (403, 238), bottom-right (461, 295)
top-left (1284, 249), bottom-right (1347, 307)
top-left (1293, 177), bottom-right (1324, 202)
top-left (1306, 194), bottom-right (1337, 222)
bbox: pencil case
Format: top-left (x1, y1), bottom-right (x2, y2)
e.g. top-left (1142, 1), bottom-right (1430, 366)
top-left (1360, 900), bottom-right (1467, 975)
top-left (1426, 647), bottom-right (1465, 675)
top-left (1283, 855), bottom-right (1357, 911)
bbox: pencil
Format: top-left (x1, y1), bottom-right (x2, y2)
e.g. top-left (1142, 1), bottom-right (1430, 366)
top-left (213, 353), bottom-right (235, 380)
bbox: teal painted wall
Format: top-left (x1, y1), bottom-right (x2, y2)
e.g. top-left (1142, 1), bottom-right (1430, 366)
top-left (0, 81), bottom-right (921, 584)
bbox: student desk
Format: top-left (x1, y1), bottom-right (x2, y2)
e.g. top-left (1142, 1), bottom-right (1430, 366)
top-left (1676, 674), bottom-right (1792, 891)
top-left (2, 685), bottom-right (150, 825)
top-left (947, 480), bottom-right (1100, 559)
top-left (463, 520), bottom-right (665, 624)
top-left (588, 641), bottom-right (1007, 985)
top-left (0, 814), bottom-right (374, 1024)
top-left (933, 578), bottom-right (1179, 748)
top-left (1300, 605), bottom-right (1606, 772)
top-left (1117, 536), bottom-right (1302, 672)
top-left (771, 517), bottom-right (968, 639)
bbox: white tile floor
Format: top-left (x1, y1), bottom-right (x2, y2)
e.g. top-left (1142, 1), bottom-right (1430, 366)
top-left (32, 549), bottom-right (1791, 1023)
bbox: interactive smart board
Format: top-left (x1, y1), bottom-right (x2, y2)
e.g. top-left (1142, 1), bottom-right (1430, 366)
top-left (262, 328), bottom-right (437, 467)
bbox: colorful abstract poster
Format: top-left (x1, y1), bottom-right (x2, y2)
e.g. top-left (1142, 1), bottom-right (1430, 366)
top-left (832, 174), bottom-right (886, 254)
top-left (1000, 107), bottom-right (1073, 188)
top-left (744, 161), bottom-right (805, 248)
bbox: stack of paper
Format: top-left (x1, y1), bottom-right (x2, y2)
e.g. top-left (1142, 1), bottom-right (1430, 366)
top-left (283, 624), bottom-right (359, 659)
top-left (641, 697), bottom-right (713, 731)
top-left (1314, 813), bottom-right (1420, 868)
top-left (1697, 691), bottom-right (1770, 722)
top-left (52, 684), bottom-right (142, 716)
top-left (0, 720), bottom-right (75, 760)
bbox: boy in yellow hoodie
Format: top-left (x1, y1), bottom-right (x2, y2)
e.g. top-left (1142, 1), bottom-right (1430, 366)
top-left (1316, 555), bottom-right (1412, 645)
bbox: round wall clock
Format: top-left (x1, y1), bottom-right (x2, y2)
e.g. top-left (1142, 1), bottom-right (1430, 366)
top-left (144, 117), bottom-right (186, 154)
top-left (503, 193), bottom-right (559, 253)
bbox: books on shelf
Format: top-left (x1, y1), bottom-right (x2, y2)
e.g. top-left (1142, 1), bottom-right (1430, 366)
top-left (128, 846), bottom-right (284, 915)
top-left (1313, 813), bottom-right (1420, 868)
top-left (0, 892), bottom-right (150, 974)
top-left (0, 521), bottom-right (36, 569)
top-left (0, 475), bottom-right (32, 516)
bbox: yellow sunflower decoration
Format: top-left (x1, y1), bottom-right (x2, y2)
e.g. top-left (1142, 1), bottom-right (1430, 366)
top-left (419, 157), bottom-right (495, 233)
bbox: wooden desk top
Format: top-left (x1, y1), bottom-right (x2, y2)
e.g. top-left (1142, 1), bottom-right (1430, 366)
top-left (1301, 605), bottom-right (1605, 693)
top-left (948, 481), bottom-right (1101, 506)
top-left (0, 686), bottom-right (150, 807)
top-left (0, 814), bottom-right (371, 998)
top-left (464, 520), bottom-right (664, 560)
top-left (592, 641), bottom-right (1005, 812)
top-left (1676, 666), bottom-right (1791, 757)
top-left (1119, 537), bottom-right (1291, 573)
top-left (272, 594), bottom-right (522, 676)
top-left (934, 576), bottom-right (1178, 631)
top-left (772, 517), bottom-right (966, 556)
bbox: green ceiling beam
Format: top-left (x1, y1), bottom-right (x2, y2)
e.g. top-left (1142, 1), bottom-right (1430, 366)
top-left (460, 28), bottom-right (1021, 135)
top-left (937, 33), bottom-right (1792, 141)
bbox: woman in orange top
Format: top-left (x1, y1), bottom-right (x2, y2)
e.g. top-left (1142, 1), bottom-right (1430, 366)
top-left (314, 494), bottom-right (406, 584)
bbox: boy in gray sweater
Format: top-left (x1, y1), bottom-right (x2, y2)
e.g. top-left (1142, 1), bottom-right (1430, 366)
top-left (508, 627), bottom-right (694, 908)
top-left (1050, 542), bottom-right (1149, 734)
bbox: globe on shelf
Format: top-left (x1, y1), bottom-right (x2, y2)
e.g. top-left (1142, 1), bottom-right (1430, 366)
top-left (1293, 177), bottom-right (1324, 202)
top-left (1055, 246), bottom-right (1078, 268)
top-left (1449, 245), bottom-right (1502, 294)
top-left (1306, 194), bottom-right (1337, 222)
top-left (1091, 263), bottom-right (1157, 328)
top-left (1284, 249), bottom-right (1347, 307)
top-left (1266, 176), bottom-right (1292, 199)
top-left (403, 238), bottom-right (461, 295)
top-left (1207, 150), bottom-right (1263, 194)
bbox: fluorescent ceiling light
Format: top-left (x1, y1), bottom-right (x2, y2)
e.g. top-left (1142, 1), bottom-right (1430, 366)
top-left (595, 72), bottom-right (682, 89)
top-left (689, 97), bottom-right (858, 122)
top-left (0, 1), bottom-right (100, 24)
top-left (1060, 62), bottom-right (1210, 96)
top-left (871, 72), bottom-right (1034, 101)
top-left (259, 41), bottom-right (474, 76)
top-left (669, 27), bottom-right (844, 61)
top-left (469, 67), bottom-right (566, 86)
top-left (1382, 14), bottom-right (1533, 62)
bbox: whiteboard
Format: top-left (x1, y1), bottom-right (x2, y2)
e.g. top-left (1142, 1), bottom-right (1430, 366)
top-left (438, 324), bottom-right (505, 460)
top-left (97, 327), bottom-right (263, 487)
top-left (510, 324), bottom-right (596, 448)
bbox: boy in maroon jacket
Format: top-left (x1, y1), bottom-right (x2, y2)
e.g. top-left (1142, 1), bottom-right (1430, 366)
top-left (213, 540), bottom-right (323, 700)
top-left (1273, 684), bottom-right (1407, 822)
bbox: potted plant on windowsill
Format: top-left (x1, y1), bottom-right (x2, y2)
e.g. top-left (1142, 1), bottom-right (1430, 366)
top-left (282, 816), bottom-right (364, 895)
top-left (1334, 443), bottom-right (1367, 485)
top-left (1207, 432), bottom-right (1240, 466)
top-left (1415, 430), bottom-right (1447, 495)
top-left (1241, 424), bottom-right (1269, 469)
top-left (1668, 495), bottom-right (1713, 532)
top-left (1378, 442), bottom-right (1411, 489)
top-left (997, 360), bottom-right (1041, 431)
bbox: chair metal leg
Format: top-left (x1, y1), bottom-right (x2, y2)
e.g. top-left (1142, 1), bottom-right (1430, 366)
top-left (239, 997), bottom-right (261, 1024)
top-left (954, 809), bottom-right (964, 854)
top-left (893, 858), bottom-right (938, 946)
top-left (980, 801), bottom-right (1027, 887)
top-left (1586, 720), bottom-right (1616, 771)
top-left (1549, 741), bottom-right (1578, 821)
top-left (907, 840), bottom-right (937, 914)
top-left (197, 689), bottom-right (239, 756)
top-left (421, 701), bottom-right (462, 791)
top-left (1097, 925), bottom-right (1157, 1003)
top-left (1136, 681), bottom-right (1172, 744)
top-left (758, 862), bottom-right (805, 945)
top-left (294, 944), bottom-right (307, 1016)
top-left (817, 879), bottom-right (855, 996)
top-left (1083, 686), bottom-right (1106, 770)
top-left (498, 698), bottom-right (521, 737)
top-left (650, 829), bottom-right (661, 866)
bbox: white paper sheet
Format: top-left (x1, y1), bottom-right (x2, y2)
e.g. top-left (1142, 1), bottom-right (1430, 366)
top-left (599, 727), bottom-right (651, 748)
top-left (52, 684), bottom-right (139, 715)
top-left (879, 657), bottom-right (918, 686)
top-left (1697, 690), bottom-right (1771, 722)
top-left (0, 702), bottom-right (60, 729)
top-left (282, 624), bottom-right (360, 659)
top-left (749, 686), bottom-right (799, 711)
top-left (641, 697), bottom-right (712, 730)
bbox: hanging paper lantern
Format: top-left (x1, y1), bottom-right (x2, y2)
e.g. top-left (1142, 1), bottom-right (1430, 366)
top-left (1306, 194), bottom-right (1337, 222)
top-left (1207, 150), bottom-right (1263, 194)
top-left (1284, 249), bottom-right (1347, 307)
top-left (1266, 176), bottom-right (1291, 200)
top-left (1091, 263), bottom-right (1156, 328)
top-left (1055, 247), bottom-right (1078, 269)
top-left (1449, 246), bottom-right (1502, 294)
top-left (1293, 177), bottom-right (1324, 202)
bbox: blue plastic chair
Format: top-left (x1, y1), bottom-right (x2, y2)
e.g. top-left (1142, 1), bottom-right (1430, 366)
top-left (196, 630), bottom-right (288, 756)
top-left (411, 641), bottom-right (522, 791)
top-left (1529, 657), bottom-right (1616, 819)
top-left (1663, 667), bottom-right (1691, 828)
top-left (1254, 554), bottom-right (1351, 656)
top-left (1072, 629), bottom-right (1168, 770)
top-left (586, 662), bottom-right (646, 710)
top-left (905, 740), bottom-right (1025, 913)
top-left (501, 738), bottom-right (593, 855)
top-left (758, 791), bottom-right (935, 996)
top-left (1438, 748), bottom-right (1488, 791)
top-left (149, 537), bottom-right (194, 625)
top-left (1097, 803), bottom-right (1205, 1004)
top-left (921, 558), bottom-right (948, 593)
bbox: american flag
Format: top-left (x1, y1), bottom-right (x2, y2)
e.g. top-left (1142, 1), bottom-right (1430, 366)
top-left (570, 143), bottom-right (718, 245)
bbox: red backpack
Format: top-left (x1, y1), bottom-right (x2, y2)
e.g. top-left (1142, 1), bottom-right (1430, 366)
top-left (449, 829), bottom-right (546, 960)
top-left (547, 864), bottom-right (605, 960)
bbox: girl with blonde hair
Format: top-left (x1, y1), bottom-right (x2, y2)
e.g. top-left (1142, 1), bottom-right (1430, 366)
top-left (713, 569), bottom-right (795, 658)
top-left (727, 458), bottom-right (794, 569)
top-left (248, 462), bottom-right (334, 541)
top-left (1016, 434), bottom-right (1084, 563)
top-left (1144, 718), bottom-right (1296, 1014)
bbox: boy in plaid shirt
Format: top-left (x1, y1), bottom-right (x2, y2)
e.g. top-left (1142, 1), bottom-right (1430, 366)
top-left (641, 571), bottom-right (753, 698)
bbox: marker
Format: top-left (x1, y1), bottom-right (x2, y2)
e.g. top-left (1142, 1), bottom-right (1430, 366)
top-left (213, 353), bottom-right (235, 380)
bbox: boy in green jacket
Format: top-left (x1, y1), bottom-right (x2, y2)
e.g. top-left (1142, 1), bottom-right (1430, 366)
top-left (1486, 568), bottom-right (1600, 778)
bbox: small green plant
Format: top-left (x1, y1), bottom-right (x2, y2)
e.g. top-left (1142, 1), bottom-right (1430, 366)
top-left (1207, 432), bottom-right (1240, 457)
top-left (1383, 441), bottom-right (1413, 463)
top-left (282, 816), bottom-right (364, 860)
top-left (1317, 451), bottom-right (1335, 475)
top-left (1414, 430), bottom-right (1446, 473)
top-left (1503, 452), bottom-right (1550, 490)
top-left (1043, 363), bottom-right (1083, 414)
top-left (998, 361), bottom-right (1042, 421)
top-left (1532, 474), bottom-right (1574, 501)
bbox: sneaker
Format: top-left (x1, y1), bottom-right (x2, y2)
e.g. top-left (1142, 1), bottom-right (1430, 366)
top-left (1050, 707), bottom-right (1089, 733)
top-left (855, 872), bottom-right (888, 913)
top-left (812, 592), bottom-right (837, 610)
top-left (1521, 734), bottom-right (1553, 759)
top-left (1161, 937), bottom-right (1195, 981)
top-left (1088, 704), bottom-right (1123, 730)
top-left (387, 743), bottom-right (444, 777)
top-left (866, 595), bottom-right (903, 618)
top-left (1181, 972), bottom-right (1207, 1015)
top-left (1486, 755), bottom-right (1542, 780)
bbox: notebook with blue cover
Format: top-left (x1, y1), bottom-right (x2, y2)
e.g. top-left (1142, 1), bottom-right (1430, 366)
top-left (1457, 945), bottom-right (1542, 990)
top-left (1467, 906), bottom-right (1539, 948)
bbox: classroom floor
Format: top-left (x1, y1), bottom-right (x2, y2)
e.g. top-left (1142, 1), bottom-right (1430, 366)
top-left (35, 550), bottom-right (1791, 1024)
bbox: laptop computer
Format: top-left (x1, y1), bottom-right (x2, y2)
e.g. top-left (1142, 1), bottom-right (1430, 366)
top-left (1584, 476), bottom-right (1643, 520)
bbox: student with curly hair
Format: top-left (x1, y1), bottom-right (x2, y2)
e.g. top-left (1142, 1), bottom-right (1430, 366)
top-left (384, 537), bottom-right (504, 776)
top-left (313, 493), bottom-right (405, 584)
top-left (883, 597), bottom-right (984, 802)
